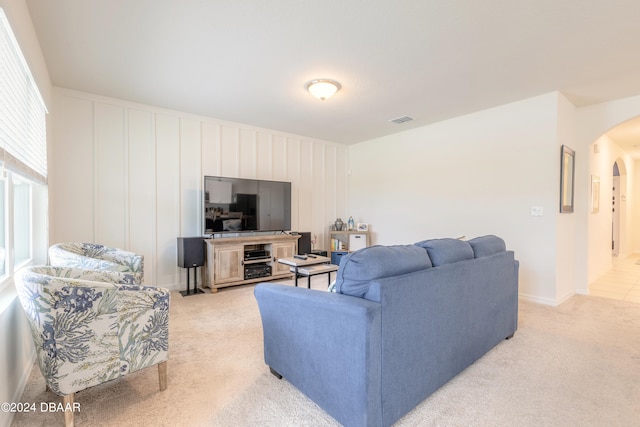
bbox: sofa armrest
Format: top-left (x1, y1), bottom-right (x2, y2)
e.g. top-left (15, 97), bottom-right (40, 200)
top-left (254, 283), bottom-right (382, 427)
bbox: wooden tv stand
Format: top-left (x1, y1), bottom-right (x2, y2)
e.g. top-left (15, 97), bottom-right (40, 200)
top-left (204, 234), bottom-right (300, 292)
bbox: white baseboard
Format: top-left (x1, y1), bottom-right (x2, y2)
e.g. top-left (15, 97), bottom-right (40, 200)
top-left (519, 292), bottom-right (569, 307)
top-left (519, 293), bottom-right (558, 306)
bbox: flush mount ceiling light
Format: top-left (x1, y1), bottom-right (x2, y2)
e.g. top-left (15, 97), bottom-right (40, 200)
top-left (306, 79), bottom-right (341, 101)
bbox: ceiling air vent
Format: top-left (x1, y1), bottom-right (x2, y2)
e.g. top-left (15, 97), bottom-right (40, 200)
top-left (389, 115), bottom-right (414, 124)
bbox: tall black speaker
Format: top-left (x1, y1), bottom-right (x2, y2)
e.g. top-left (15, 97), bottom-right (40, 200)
top-left (177, 237), bottom-right (205, 267)
top-left (298, 232), bottom-right (311, 255)
top-left (177, 237), bottom-right (206, 296)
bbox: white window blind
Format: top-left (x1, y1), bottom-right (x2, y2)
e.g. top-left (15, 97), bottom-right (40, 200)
top-left (0, 9), bottom-right (47, 184)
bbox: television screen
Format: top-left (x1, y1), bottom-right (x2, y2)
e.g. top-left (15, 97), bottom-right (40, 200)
top-left (203, 176), bottom-right (292, 235)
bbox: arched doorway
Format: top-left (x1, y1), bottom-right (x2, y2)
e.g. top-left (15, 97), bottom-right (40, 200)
top-left (611, 158), bottom-right (627, 258)
top-left (587, 134), bottom-right (632, 288)
top-left (612, 161), bottom-right (620, 256)
top-left (583, 106), bottom-right (640, 299)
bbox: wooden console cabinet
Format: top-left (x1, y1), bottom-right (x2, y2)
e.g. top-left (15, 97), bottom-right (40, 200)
top-left (204, 234), bottom-right (299, 292)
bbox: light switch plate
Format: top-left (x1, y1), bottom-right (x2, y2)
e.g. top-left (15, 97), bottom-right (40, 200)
top-left (531, 206), bottom-right (544, 216)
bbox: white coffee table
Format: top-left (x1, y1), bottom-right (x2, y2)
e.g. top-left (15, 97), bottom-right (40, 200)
top-left (277, 255), bottom-right (338, 288)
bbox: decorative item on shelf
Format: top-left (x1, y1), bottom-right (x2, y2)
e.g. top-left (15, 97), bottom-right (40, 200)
top-left (356, 223), bottom-right (369, 231)
top-left (331, 238), bottom-right (347, 251)
top-left (347, 216), bottom-right (355, 231)
top-left (334, 218), bottom-right (344, 231)
top-left (311, 234), bottom-right (318, 250)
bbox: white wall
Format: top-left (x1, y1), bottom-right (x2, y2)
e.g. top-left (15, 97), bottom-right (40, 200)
top-left (577, 95), bottom-right (640, 285)
top-left (555, 93), bottom-right (579, 303)
top-left (50, 88), bottom-right (349, 289)
top-left (348, 93), bottom-right (564, 304)
top-left (349, 91), bottom-right (640, 304)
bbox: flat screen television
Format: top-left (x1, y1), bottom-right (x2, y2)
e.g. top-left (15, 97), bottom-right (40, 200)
top-left (203, 176), bottom-right (292, 235)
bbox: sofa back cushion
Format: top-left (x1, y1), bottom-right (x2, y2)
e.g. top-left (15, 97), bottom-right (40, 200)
top-left (334, 245), bottom-right (432, 297)
top-left (414, 238), bottom-right (474, 266)
top-left (467, 235), bottom-right (506, 258)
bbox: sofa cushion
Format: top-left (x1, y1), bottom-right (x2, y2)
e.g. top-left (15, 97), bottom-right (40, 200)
top-left (414, 238), bottom-right (474, 266)
top-left (467, 235), bottom-right (506, 258)
top-left (334, 245), bottom-right (432, 297)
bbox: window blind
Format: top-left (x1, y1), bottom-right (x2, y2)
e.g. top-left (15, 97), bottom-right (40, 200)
top-left (0, 9), bottom-right (47, 184)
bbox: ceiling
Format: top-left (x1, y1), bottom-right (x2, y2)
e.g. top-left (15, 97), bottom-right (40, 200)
top-left (23, 0), bottom-right (640, 149)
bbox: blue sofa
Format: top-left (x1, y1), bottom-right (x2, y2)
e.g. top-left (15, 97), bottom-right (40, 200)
top-left (254, 235), bottom-right (519, 427)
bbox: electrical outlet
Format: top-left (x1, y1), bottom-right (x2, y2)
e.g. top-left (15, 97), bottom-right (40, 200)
top-left (531, 206), bottom-right (544, 217)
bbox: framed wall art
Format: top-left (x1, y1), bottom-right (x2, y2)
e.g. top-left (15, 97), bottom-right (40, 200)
top-left (560, 145), bottom-right (575, 213)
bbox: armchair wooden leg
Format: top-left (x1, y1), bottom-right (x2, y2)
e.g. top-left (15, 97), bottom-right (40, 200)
top-left (63, 393), bottom-right (75, 427)
top-left (158, 361), bottom-right (168, 391)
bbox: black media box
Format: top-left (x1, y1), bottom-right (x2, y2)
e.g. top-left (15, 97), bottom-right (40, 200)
top-left (245, 264), bottom-right (272, 279)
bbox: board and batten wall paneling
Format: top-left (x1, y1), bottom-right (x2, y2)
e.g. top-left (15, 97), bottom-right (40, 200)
top-left (94, 102), bottom-right (126, 248)
top-left (177, 117), bottom-right (202, 288)
top-left (271, 135), bottom-right (288, 182)
top-left (179, 117), bottom-right (201, 238)
top-left (312, 144), bottom-right (326, 234)
top-left (128, 108), bottom-right (156, 284)
top-left (297, 141), bottom-right (313, 234)
top-left (51, 88), bottom-right (347, 289)
top-left (220, 126), bottom-right (240, 178)
top-left (155, 113), bottom-right (181, 287)
top-left (201, 122), bottom-right (221, 176)
top-left (256, 132), bottom-right (272, 179)
top-left (323, 145), bottom-right (338, 234)
top-left (286, 138), bottom-right (301, 230)
top-left (239, 128), bottom-right (257, 178)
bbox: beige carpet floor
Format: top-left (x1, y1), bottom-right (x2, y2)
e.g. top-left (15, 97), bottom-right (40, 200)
top-left (11, 276), bottom-right (640, 426)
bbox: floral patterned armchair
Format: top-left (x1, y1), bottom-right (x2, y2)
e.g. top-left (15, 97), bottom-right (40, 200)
top-left (48, 243), bottom-right (144, 284)
top-left (14, 265), bottom-right (169, 427)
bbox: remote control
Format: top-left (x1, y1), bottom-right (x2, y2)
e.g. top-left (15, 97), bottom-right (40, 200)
top-left (294, 254), bottom-right (307, 260)
top-left (307, 254), bottom-right (317, 258)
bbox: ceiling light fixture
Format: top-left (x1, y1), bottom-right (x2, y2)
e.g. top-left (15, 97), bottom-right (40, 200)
top-left (306, 79), bottom-right (341, 101)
